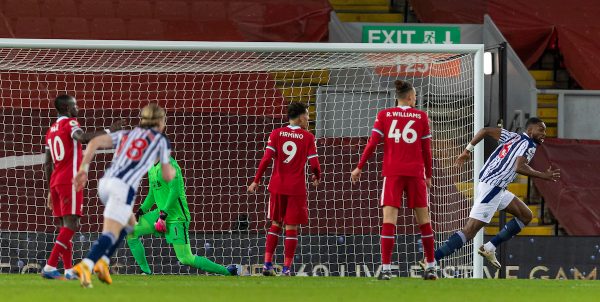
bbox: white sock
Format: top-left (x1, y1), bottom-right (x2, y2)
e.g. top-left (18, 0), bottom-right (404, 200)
top-left (82, 258), bottom-right (95, 271)
top-left (484, 242), bottom-right (496, 252)
top-left (426, 261), bottom-right (436, 269)
top-left (382, 264), bottom-right (391, 271)
top-left (64, 268), bottom-right (73, 275)
top-left (101, 255), bottom-right (110, 265)
top-left (43, 264), bottom-right (57, 272)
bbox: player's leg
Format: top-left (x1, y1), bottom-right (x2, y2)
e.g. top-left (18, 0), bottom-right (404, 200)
top-left (94, 214), bottom-right (135, 285)
top-left (378, 176), bottom-right (402, 280)
top-left (407, 176), bottom-right (436, 279)
top-left (168, 222), bottom-right (234, 276)
top-left (281, 194), bottom-right (307, 276)
top-left (126, 209), bottom-right (161, 274)
top-left (42, 186), bottom-right (68, 280)
top-left (263, 193), bottom-right (284, 276)
top-left (60, 215), bottom-right (80, 280)
top-left (482, 195), bottom-right (532, 255)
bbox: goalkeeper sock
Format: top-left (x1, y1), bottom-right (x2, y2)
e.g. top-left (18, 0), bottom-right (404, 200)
top-left (435, 231), bottom-right (466, 261)
top-left (47, 227), bottom-right (74, 269)
top-left (264, 224), bottom-right (281, 264)
top-left (127, 236), bottom-right (152, 274)
top-left (380, 223), bottom-right (395, 270)
top-left (83, 232), bottom-right (116, 269)
top-left (283, 229), bottom-right (298, 268)
top-left (173, 243), bottom-right (231, 275)
top-left (419, 223), bottom-right (435, 266)
top-left (489, 218), bottom-right (524, 248)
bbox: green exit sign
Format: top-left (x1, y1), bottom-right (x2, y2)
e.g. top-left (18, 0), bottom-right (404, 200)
top-left (362, 26), bottom-right (461, 44)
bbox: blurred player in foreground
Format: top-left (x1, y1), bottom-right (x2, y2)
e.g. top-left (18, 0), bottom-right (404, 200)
top-left (434, 117), bottom-right (560, 269)
top-left (72, 103), bottom-right (175, 288)
top-left (351, 80), bottom-right (437, 280)
top-left (43, 94), bottom-right (121, 280)
top-left (127, 156), bottom-right (239, 276)
top-left (248, 102), bottom-right (321, 276)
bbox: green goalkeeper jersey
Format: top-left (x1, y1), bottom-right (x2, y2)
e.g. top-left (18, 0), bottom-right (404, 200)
top-left (139, 157), bottom-right (191, 223)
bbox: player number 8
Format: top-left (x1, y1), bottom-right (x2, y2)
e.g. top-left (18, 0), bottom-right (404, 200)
top-left (282, 141), bottom-right (297, 163)
top-left (388, 120), bottom-right (417, 144)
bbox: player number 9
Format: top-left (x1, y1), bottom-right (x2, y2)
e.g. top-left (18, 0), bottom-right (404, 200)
top-left (282, 141), bottom-right (297, 163)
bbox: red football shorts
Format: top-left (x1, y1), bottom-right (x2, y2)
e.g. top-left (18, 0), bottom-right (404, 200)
top-left (380, 176), bottom-right (428, 209)
top-left (268, 193), bottom-right (308, 225)
top-left (50, 184), bottom-right (83, 217)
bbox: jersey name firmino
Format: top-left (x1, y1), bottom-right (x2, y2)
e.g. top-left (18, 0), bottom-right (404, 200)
top-left (279, 132), bottom-right (304, 139)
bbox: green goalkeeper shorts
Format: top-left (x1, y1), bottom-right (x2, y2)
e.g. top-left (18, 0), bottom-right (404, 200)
top-left (165, 221), bottom-right (190, 245)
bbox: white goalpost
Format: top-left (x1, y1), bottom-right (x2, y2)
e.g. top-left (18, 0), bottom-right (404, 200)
top-left (0, 39), bottom-right (484, 278)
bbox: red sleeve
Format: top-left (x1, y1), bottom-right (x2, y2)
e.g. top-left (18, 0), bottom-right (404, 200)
top-left (307, 135), bottom-right (321, 180)
top-left (253, 131), bottom-right (277, 184)
top-left (421, 115), bottom-right (432, 178)
top-left (357, 112), bottom-right (384, 169)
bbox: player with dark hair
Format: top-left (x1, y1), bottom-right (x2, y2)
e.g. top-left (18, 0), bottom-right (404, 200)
top-left (42, 94), bottom-right (121, 280)
top-left (72, 103), bottom-right (175, 288)
top-left (248, 102), bottom-right (321, 276)
top-left (351, 80), bottom-right (437, 280)
top-left (433, 117), bottom-right (560, 269)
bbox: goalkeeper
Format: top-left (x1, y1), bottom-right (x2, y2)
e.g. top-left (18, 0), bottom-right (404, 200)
top-left (126, 156), bottom-right (239, 276)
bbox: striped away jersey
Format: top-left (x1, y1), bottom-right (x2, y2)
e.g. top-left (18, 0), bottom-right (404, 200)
top-left (479, 129), bottom-right (537, 188)
top-left (104, 127), bottom-right (171, 191)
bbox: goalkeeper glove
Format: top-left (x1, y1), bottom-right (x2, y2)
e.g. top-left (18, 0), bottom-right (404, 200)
top-left (154, 211), bottom-right (168, 233)
top-left (135, 208), bottom-right (145, 221)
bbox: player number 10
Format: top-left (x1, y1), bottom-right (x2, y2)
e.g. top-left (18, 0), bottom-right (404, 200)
top-left (282, 141), bottom-right (297, 163)
top-left (47, 137), bottom-right (65, 162)
top-left (388, 120), bottom-right (417, 144)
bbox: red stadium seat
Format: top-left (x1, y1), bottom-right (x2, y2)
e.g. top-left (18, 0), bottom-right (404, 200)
top-left (90, 18), bottom-right (127, 40)
top-left (117, 0), bottom-right (153, 19)
top-left (78, 0), bottom-right (116, 18)
top-left (127, 19), bottom-right (164, 40)
top-left (52, 17), bottom-right (90, 39)
top-left (4, 0), bottom-right (41, 17)
top-left (14, 17), bottom-right (52, 38)
top-left (154, 0), bottom-right (190, 21)
top-left (40, 0), bottom-right (78, 18)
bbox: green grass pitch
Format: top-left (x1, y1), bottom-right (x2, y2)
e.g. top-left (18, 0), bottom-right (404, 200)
top-left (1, 274), bottom-right (599, 302)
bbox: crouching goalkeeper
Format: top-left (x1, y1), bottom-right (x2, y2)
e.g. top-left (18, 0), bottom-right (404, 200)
top-left (127, 156), bottom-right (239, 276)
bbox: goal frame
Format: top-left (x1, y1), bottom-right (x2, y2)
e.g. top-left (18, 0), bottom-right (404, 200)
top-left (0, 38), bottom-right (485, 278)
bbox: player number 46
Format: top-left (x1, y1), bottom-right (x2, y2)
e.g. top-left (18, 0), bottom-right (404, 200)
top-left (388, 120), bottom-right (417, 144)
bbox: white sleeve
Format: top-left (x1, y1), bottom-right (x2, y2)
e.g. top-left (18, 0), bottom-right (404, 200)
top-left (499, 129), bottom-right (517, 144)
top-left (159, 136), bottom-right (171, 164)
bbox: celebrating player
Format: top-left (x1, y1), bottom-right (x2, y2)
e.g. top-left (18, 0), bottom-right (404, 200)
top-left (42, 94), bottom-right (121, 280)
top-left (248, 102), bottom-right (321, 277)
top-left (72, 103), bottom-right (175, 288)
top-left (126, 156), bottom-right (239, 276)
top-left (351, 80), bottom-right (437, 281)
top-left (434, 117), bottom-right (560, 269)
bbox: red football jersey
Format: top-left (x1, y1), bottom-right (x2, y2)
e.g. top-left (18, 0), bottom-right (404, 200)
top-left (266, 125), bottom-right (318, 196)
top-left (371, 106), bottom-right (431, 177)
top-left (45, 117), bottom-right (82, 187)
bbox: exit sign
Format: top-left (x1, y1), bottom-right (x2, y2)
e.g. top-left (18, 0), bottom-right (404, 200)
top-left (362, 26), bottom-right (461, 44)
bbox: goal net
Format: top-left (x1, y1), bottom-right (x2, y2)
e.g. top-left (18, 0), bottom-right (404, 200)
top-left (0, 41), bottom-right (483, 278)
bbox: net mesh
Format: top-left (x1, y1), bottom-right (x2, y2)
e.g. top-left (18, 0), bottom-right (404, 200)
top-left (0, 47), bottom-right (476, 277)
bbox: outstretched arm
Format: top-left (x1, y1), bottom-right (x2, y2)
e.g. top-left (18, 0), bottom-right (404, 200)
top-left (455, 127), bottom-right (503, 167)
top-left (515, 156), bottom-right (560, 181)
top-left (73, 134), bottom-right (114, 191)
top-left (72, 120), bottom-right (124, 144)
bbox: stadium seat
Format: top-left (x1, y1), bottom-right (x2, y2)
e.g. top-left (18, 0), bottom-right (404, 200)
top-left (78, 0), bottom-right (116, 18)
top-left (117, 0), bottom-right (153, 19)
top-left (154, 0), bottom-right (190, 21)
top-left (5, 0), bottom-right (41, 17)
top-left (90, 18), bottom-right (127, 40)
top-left (127, 19), bottom-right (164, 40)
top-left (14, 17), bottom-right (52, 38)
top-left (40, 0), bottom-right (78, 18)
top-left (52, 17), bottom-right (90, 39)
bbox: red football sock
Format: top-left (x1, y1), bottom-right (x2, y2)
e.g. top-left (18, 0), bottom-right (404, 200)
top-left (283, 229), bottom-right (298, 267)
top-left (58, 227), bottom-right (75, 269)
top-left (381, 223), bottom-right (395, 266)
top-left (264, 224), bottom-right (282, 264)
top-left (419, 223), bottom-right (435, 264)
top-left (47, 227), bottom-right (74, 268)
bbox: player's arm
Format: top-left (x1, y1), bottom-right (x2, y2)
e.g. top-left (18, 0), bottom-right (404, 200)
top-left (248, 132), bottom-right (277, 192)
top-left (163, 160), bottom-right (184, 215)
top-left (515, 156), bottom-right (560, 181)
top-left (455, 127), bottom-right (503, 167)
top-left (136, 183), bottom-right (156, 220)
top-left (307, 136), bottom-right (321, 187)
top-left (351, 112), bottom-right (384, 183)
top-left (73, 134), bottom-right (114, 191)
top-left (71, 120), bottom-right (123, 144)
top-left (421, 115), bottom-right (433, 188)
top-left (159, 137), bottom-right (175, 182)
top-left (44, 148), bottom-right (53, 210)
